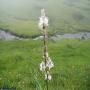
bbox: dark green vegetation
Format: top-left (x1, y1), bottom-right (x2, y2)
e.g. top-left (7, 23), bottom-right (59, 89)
top-left (0, 0), bottom-right (90, 37)
top-left (0, 39), bottom-right (90, 90)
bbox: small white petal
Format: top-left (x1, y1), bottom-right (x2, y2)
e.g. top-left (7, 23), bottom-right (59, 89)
top-left (40, 61), bottom-right (46, 71)
top-left (43, 17), bottom-right (49, 26)
top-left (47, 57), bottom-right (54, 69)
top-left (48, 74), bottom-right (52, 80)
top-left (45, 74), bottom-right (47, 80)
top-left (38, 17), bottom-right (44, 29)
top-left (45, 74), bottom-right (52, 80)
top-left (38, 23), bottom-right (43, 30)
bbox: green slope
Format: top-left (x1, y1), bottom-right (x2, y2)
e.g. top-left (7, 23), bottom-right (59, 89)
top-left (0, 0), bottom-right (90, 36)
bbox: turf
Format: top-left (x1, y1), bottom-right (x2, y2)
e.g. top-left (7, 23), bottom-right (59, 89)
top-left (0, 39), bottom-right (90, 90)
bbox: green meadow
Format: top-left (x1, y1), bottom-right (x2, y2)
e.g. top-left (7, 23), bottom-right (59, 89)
top-left (0, 39), bottom-right (90, 90)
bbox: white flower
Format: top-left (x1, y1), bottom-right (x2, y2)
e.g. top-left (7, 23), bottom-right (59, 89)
top-left (40, 56), bottom-right (54, 71)
top-left (40, 61), bottom-right (46, 71)
top-left (43, 16), bottom-right (49, 27)
top-left (38, 9), bottom-right (49, 30)
top-left (48, 74), bottom-right (52, 80)
top-left (38, 17), bottom-right (48, 29)
top-left (46, 57), bottom-right (54, 70)
top-left (45, 74), bottom-right (52, 80)
top-left (45, 74), bottom-right (47, 80)
top-left (38, 19), bottom-right (43, 30)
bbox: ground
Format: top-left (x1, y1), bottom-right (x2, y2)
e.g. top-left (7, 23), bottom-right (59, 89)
top-left (0, 39), bottom-right (90, 90)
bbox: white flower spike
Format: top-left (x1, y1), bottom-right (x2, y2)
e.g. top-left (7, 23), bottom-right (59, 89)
top-left (38, 8), bottom-right (49, 30)
top-left (39, 9), bottom-right (54, 81)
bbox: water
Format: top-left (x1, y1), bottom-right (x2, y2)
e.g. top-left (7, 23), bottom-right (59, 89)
top-left (34, 32), bottom-right (90, 41)
top-left (0, 29), bottom-right (23, 40)
top-left (0, 29), bottom-right (90, 40)
top-left (51, 32), bottom-right (90, 41)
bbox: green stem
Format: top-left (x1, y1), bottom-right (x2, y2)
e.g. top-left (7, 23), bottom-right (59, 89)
top-left (43, 27), bottom-right (49, 90)
top-left (46, 75), bottom-right (48, 90)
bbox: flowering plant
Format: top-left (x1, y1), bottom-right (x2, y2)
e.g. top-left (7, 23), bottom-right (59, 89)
top-left (39, 9), bottom-right (54, 81)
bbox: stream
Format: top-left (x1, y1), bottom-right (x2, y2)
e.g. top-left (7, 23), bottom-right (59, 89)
top-left (34, 32), bottom-right (90, 40)
top-left (0, 29), bottom-right (90, 40)
top-left (0, 29), bottom-right (27, 40)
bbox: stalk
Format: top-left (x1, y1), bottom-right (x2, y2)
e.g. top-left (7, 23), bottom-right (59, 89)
top-left (39, 8), bottom-right (54, 90)
top-left (43, 27), bottom-right (49, 90)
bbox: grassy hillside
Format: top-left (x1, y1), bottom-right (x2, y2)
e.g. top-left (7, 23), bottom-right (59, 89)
top-left (0, 0), bottom-right (90, 36)
top-left (0, 39), bottom-right (90, 90)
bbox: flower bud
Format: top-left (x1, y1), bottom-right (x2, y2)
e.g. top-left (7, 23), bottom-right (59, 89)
top-left (40, 61), bottom-right (46, 71)
top-left (45, 74), bottom-right (52, 80)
